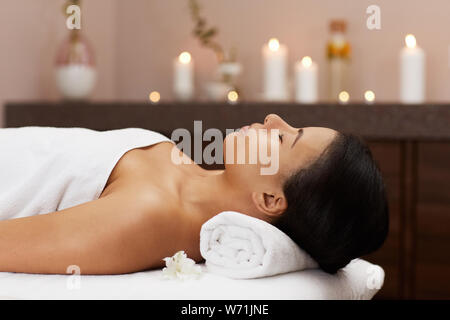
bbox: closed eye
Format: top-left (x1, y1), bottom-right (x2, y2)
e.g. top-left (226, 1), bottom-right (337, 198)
top-left (291, 128), bottom-right (304, 148)
top-left (279, 133), bottom-right (284, 143)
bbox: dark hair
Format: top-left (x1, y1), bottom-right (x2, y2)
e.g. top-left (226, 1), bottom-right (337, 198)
top-left (275, 133), bottom-right (389, 274)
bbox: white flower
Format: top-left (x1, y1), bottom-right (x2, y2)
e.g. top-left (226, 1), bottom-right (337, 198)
top-left (162, 251), bottom-right (202, 280)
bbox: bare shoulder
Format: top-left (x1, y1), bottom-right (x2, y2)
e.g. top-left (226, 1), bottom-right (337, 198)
top-left (91, 189), bottom-right (198, 272)
top-left (127, 186), bottom-right (203, 262)
top-left (129, 186), bottom-right (186, 234)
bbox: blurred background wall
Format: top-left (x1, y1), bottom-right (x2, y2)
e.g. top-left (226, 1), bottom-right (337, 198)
top-left (0, 0), bottom-right (117, 126)
top-left (1, 0), bottom-right (450, 126)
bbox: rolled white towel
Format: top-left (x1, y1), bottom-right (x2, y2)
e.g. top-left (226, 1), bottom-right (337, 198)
top-left (200, 211), bottom-right (318, 279)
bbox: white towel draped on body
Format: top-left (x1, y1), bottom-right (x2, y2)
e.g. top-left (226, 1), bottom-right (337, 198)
top-left (200, 211), bottom-right (318, 279)
top-left (0, 126), bottom-right (172, 220)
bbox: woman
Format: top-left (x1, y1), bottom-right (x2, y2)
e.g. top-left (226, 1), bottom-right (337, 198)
top-left (0, 114), bottom-right (388, 275)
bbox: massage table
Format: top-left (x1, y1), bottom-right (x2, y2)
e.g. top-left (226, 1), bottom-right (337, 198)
top-left (0, 258), bottom-right (383, 300)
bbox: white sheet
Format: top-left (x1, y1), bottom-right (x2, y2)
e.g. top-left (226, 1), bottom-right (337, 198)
top-left (0, 259), bottom-right (384, 300)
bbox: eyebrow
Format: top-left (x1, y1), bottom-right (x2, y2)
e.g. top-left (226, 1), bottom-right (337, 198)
top-left (291, 128), bottom-right (304, 148)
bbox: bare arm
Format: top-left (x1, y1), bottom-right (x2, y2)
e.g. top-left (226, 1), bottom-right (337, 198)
top-left (0, 192), bottom-right (189, 275)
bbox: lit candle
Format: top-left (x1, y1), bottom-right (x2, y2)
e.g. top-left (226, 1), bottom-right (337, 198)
top-left (294, 56), bottom-right (318, 103)
top-left (400, 34), bottom-right (425, 104)
top-left (262, 38), bottom-right (288, 101)
top-left (173, 51), bottom-right (194, 101)
top-left (364, 90), bottom-right (375, 104)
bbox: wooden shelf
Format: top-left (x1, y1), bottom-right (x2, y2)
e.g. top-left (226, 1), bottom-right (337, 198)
top-left (4, 101), bottom-right (450, 140)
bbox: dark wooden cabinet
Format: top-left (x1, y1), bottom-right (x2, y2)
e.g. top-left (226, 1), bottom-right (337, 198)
top-left (363, 142), bottom-right (402, 299)
top-left (362, 141), bottom-right (450, 299)
top-left (415, 143), bottom-right (450, 299)
top-left (4, 102), bottom-right (450, 299)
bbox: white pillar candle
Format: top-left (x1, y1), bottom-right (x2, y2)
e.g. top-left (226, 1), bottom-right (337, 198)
top-left (262, 38), bottom-right (288, 101)
top-left (400, 34), bottom-right (425, 104)
top-left (294, 56), bottom-right (318, 103)
top-left (173, 51), bottom-right (194, 101)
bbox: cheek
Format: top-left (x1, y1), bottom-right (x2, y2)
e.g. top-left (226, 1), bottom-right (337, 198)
top-left (223, 132), bottom-right (238, 162)
top-left (225, 131), bottom-right (258, 163)
top-left (261, 133), bottom-right (280, 160)
top-left (224, 130), bottom-right (281, 170)
top-left (278, 151), bottom-right (293, 178)
top-left (268, 134), bottom-right (279, 152)
top-left (249, 130), bottom-right (277, 166)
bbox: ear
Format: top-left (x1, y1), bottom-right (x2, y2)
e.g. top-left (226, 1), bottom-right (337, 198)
top-left (251, 191), bottom-right (287, 218)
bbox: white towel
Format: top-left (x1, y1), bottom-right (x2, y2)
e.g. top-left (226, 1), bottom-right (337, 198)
top-left (0, 126), bottom-right (172, 220)
top-left (200, 211), bottom-right (318, 279)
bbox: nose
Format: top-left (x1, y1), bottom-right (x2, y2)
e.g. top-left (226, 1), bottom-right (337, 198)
top-left (263, 114), bottom-right (291, 129)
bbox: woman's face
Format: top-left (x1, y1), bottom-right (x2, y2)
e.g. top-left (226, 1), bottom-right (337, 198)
top-left (224, 114), bottom-right (338, 191)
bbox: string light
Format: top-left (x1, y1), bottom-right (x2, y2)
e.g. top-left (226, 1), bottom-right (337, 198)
top-left (149, 91), bottom-right (161, 103)
top-left (364, 90), bottom-right (376, 104)
top-left (338, 91), bottom-right (350, 104)
top-left (227, 90), bottom-right (239, 104)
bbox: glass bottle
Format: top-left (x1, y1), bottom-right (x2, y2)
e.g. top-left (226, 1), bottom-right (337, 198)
top-left (326, 20), bottom-right (351, 102)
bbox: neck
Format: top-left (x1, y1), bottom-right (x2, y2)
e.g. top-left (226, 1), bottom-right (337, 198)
top-left (180, 169), bottom-right (255, 222)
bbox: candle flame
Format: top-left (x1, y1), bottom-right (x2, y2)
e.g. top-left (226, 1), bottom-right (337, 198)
top-left (301, 56), bottom-right (313, 68)
top-left (227, 90), bottom-right (239, 103)
top-left (268, 38), bottom-right (280, 51)
top-left (405, 34), bottom-right (417, 49)
top-left (364, 90), bottom-right (375, 103)
top-left (338, 91), bottom-right (350, 104)
top-left (178, 51), bottom-right (192, 64)
top-left (149, 91), bottom-right (161, 103)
